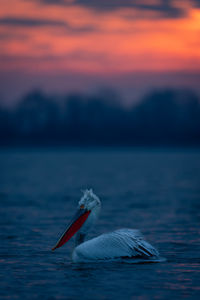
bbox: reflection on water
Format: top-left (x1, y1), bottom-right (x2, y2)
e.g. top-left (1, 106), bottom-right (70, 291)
top-left (0, 148), bottom-right (200, 299)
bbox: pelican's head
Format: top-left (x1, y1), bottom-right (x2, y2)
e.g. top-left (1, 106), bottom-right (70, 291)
top-left (52, 189), bottom-right (101, 251)
top-left (79, 189), bottom-right (101, 211)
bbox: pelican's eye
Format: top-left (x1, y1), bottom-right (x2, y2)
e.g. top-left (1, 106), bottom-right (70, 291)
top-left (80, 204), bottom-right (85, 209)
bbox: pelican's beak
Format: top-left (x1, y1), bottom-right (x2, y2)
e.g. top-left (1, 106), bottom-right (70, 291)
top-left (52, 207), bottom-right (90, 251)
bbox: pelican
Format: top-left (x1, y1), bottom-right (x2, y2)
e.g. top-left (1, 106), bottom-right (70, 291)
top-left (52, 189), bottom-right (163, 263)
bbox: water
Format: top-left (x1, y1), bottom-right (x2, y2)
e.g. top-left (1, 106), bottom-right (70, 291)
top-left (0, 148), bottom-right (200, 299)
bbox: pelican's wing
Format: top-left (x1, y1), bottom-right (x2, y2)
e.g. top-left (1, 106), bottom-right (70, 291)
top-left (73, 228), bottom-right (159, 262)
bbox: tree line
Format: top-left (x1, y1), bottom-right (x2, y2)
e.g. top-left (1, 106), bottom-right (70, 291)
top-left (0, 88), bottom-right (200, 146)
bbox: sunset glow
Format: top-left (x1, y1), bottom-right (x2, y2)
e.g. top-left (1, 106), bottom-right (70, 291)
top-left (0, 0), bottom-right (200, 103)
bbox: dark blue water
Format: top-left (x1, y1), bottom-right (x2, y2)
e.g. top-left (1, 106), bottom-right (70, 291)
top-left (0, 148), bottom-right (200, 299)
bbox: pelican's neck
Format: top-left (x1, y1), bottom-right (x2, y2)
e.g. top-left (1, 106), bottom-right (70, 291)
top-left (75, 232), bottom-right (86, 246)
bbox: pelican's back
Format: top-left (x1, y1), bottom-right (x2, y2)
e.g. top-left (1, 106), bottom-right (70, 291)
top-left (72, 229), bottom-right (159, 262)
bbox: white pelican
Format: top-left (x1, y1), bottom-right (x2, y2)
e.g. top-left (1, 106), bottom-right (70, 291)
top-left (52, 189), bottom-right (162, 263)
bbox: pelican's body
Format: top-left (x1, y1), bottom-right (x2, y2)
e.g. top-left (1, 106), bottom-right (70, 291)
top-left (73, 228), bottom-right (159, 263)
top-left (52, 190), bottom-right (163, 263)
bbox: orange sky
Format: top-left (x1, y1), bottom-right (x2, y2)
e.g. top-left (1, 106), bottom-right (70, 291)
top-left (0, 0), bottom-right (200, 73)
top-left (0, 0), bottom-right (200, 103)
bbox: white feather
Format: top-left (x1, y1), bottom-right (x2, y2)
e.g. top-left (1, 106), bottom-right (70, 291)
top-left (72, 228), bottom-right (159, 262)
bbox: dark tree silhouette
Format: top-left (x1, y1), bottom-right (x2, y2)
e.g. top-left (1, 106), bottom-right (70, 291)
top-left (0, 88), bottom-right (199, 146)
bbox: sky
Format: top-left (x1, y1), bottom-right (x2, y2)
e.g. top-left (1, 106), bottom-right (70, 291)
top-left (0, 0), bottom-right (200, 105)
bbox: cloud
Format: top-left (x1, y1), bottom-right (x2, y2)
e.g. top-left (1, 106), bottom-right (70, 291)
top-left (0, 32), bottom-right (28, 41)
top-left (0, 16), bottom-right (96, 33)
top-left (38, 0), bottom-right (73, 4)
top-left (194, 0), bottom-right (200, 6)
top-left (37, 0), bottom-right (187, 18)
top-left (0, 17), bottom-right (66, 27)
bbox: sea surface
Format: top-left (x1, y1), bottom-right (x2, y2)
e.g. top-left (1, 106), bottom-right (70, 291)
top-left (0, 148), bottom-right (200, 299)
